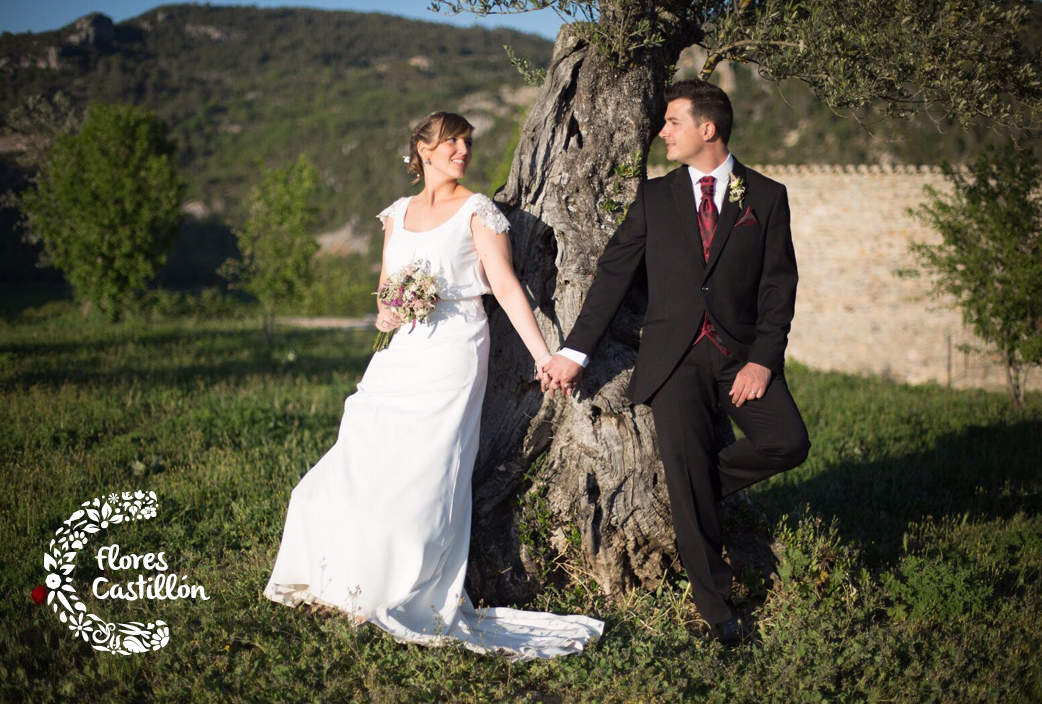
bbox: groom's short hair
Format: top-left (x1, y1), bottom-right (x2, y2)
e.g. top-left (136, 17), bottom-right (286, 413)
top-left (665, 79), bottom-right (733, 145)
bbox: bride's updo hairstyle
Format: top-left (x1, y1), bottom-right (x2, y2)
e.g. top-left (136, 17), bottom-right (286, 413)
top-left (407, 111), bottom-right (474, 184)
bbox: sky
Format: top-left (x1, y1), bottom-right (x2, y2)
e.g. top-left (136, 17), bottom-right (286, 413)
top-left (0, 1), bottom-right (564, 40)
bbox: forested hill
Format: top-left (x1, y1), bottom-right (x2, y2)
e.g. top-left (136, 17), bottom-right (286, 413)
top-left (1, 4), bottom-right (1037, 287)
top-left (0, 5), bottom-right (552, 233)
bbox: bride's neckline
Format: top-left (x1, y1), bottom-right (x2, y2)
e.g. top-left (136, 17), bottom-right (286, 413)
top-left (400, 193), bottom-right (478, 234)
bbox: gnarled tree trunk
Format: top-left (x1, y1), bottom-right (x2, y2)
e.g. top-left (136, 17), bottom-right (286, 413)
top-left (468, 25), bottom-right (777, 607)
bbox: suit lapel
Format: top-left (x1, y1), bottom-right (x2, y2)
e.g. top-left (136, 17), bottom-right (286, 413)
top-left (669, 167), bottom-right (706, 273)
top-left (702, 158), bottom-right (746, 281)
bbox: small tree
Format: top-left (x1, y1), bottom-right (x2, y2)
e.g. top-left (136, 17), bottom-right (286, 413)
top-left (219, 155), bottom-right (319, 342)
top-left (20, 102), bottom-right (185, 321)
top-left (909, 143), bottom-right (1042, 408)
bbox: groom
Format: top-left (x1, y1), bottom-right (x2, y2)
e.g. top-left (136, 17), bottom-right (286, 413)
top-left (542, 79), bottom-right (810, 646)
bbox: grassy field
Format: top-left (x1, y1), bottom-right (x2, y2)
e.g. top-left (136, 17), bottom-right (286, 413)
top-left (1, 301), bottom-right (1040, 703)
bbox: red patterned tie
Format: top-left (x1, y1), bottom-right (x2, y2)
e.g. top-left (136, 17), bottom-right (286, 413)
top-left (697, 175), bottom-right (718, 258)
top-left (694, 175), bottom-right (730, 354)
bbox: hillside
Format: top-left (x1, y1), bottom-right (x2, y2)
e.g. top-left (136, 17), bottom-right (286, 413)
top-left (0, 5), bottom-right (549, 224)
top-left (1, 4), bottom-right (1037, 289)
top-left (0, 5), bottom-right (549, 286)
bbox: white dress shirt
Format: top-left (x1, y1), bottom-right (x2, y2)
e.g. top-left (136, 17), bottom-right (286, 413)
top-left (689, 152), bottom-right (734, 214)
top-left (557, 153), bottom-right (734, 369)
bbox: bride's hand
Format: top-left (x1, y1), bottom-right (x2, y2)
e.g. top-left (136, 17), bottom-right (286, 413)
top-left (375, 309), bottom-right (403, 333)
top-left (534, 352), bottom-right (551, 375)
top-left (534, 352), bottom-right (555, 386)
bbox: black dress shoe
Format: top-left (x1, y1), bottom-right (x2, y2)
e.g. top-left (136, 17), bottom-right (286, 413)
top-left (710, 616), bottom-right (744, 647)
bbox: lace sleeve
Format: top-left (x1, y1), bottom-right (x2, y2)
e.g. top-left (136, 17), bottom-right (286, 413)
top-left (471, 194), bottom-right (511, 236)
top-left (377, 197), bottom-right (409, 229)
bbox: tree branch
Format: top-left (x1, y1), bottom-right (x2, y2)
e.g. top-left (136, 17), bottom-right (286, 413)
top-left (699, 0), bottom-right (756, 79)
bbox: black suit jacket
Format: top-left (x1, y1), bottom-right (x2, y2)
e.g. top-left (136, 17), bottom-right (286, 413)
top-left (563, 158), bottom-right (798, 405)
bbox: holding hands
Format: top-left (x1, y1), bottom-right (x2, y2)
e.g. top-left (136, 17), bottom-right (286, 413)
top-left (534, 354), bottom-right (772, 406)
top-left (537, 353), bottom-right (583, 398)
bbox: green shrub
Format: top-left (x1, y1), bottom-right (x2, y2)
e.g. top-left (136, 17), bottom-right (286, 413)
top-left (292, 253), bottom-right (378, 319)
top-left (882, 555), bottom-right (993, 623)
top-left (775, 507), bottom-right (860, 603)
top-left (137, 287), bottom-right (255, 321)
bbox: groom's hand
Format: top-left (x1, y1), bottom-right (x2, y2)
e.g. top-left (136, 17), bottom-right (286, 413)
top-left (541, 354), bottom-right (583, 397)
top-left (729, 362), bottom-right (772, 408)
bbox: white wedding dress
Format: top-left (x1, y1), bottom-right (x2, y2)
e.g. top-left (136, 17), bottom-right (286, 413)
top-left (263, 192), bottom-right (604, 660)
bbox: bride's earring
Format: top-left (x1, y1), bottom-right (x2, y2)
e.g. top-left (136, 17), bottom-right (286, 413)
top-left (423, 158), bottom-right (431, 165)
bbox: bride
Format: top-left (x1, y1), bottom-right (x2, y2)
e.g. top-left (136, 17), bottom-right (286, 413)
top-left (263, 111), bottom-right (604, 660)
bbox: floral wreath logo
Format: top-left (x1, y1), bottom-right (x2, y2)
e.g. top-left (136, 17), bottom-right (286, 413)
top-left (41, 490), bottom-right (170, 654)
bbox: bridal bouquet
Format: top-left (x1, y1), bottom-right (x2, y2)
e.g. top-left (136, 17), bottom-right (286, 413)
top-left (372, 260), bottom-right (441, 352)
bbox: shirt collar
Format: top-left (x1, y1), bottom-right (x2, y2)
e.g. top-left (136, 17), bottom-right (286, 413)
top-left (687, 153), bottom-right (734, 188)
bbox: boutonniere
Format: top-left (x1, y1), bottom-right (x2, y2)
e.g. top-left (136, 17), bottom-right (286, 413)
top-left (728, 173), bottom-right (746, 207)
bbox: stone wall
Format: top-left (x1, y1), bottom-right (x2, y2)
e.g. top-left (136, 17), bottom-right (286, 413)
top-left (650, 163), bottom-right (1039, 393)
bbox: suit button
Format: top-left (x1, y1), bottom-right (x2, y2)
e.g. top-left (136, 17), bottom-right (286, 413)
top-left (701, 286), bottom-right (709, 292)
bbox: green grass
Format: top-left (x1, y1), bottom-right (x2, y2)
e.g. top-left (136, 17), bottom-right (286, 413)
top-left (1, 303), bottom-right (1040, 702)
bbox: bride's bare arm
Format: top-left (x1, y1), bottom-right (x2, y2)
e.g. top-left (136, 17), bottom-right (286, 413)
top-left (471, 213), bottom-right (551, 366)
top-left (376, 218), bottom-right (401, 331)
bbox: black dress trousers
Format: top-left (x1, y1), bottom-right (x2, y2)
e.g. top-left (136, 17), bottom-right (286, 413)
top-left (648, 336), bottom-right (810, 625)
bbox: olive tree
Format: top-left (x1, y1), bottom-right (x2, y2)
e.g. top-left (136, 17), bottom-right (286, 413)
top-left (431, 0), bottom-right (1042, 605)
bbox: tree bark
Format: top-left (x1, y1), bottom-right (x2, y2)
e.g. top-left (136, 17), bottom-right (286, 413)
top-left (468, 25), bottom-right (776, 607)
top-left (1004, 356), bottom-right (1026, 409)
